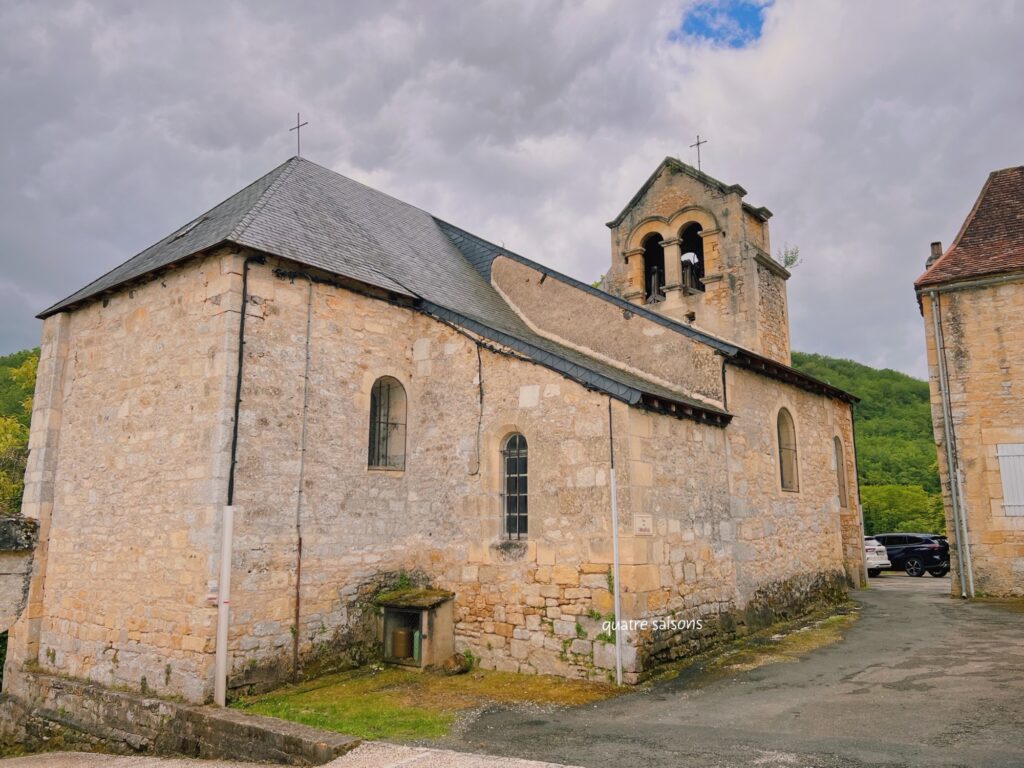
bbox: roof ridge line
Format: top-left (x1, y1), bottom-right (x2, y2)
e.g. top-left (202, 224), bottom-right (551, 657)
top-left (228, 156), bottom-right (301, 242)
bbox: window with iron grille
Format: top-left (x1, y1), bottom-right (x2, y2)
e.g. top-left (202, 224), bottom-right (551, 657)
top-left (368, 376), bottom-right (407, 470)
top-left (996, 443), bottom-right (1024, 516)
top-left (502, 433), bottom-right (528, 539)
top-left (777, 408), bottom-right (799, 492)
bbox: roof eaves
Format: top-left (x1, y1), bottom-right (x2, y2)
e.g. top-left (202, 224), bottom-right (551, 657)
top-left (729, 350), bottom-right (859, 404)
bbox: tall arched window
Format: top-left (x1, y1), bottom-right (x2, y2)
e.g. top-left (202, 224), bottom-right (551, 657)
top-left (777, 408), bottom-right (799, 492)
top-left (642, 234), bottom-right (666, 304)
top-left (502, 433), bottom-right (528, 539)
top-left (834, 436), bottom-right (848, 508)
top-left (679, 222), bottom-right (705, 292)
top-left (368, 376), bottom-right (407, 469)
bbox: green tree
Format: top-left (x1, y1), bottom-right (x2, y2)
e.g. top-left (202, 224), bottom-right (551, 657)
top-left (791, 351), bottom-right (943, 534)
top-left (0, 349), bottom-right (38, 516)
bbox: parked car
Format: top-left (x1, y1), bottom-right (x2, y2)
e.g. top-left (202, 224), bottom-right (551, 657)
top-left (864, 537), bottom-right (891, 577)
top-left (872, 533), bottom-right (950, 577)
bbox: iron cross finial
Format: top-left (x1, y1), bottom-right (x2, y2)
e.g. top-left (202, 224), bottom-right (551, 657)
top-left (289, 112), bottom-right (309, 157)
top-left (689, 134), bottom-right (708, 172)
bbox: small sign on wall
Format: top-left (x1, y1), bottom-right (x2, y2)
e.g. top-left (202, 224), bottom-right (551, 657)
top-left (633, 513), bottom-right (654, 536)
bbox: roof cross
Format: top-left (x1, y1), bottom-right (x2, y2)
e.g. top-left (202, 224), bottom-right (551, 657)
top-left (289, 112), bottom-right (309, 157)
top-left (689, 134), bottom-right (708, 172)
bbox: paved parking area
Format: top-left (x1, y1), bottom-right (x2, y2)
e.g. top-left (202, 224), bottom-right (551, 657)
top-left (452, 574), bottom-right (1024, 767)
top-left (6, 574), bottom-right (1021, 768)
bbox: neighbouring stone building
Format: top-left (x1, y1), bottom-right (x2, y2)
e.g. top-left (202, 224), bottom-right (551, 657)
top-left (4, 156), bottom-right (863, 706)
top-left (915, 165), bottom-right (1024, 598)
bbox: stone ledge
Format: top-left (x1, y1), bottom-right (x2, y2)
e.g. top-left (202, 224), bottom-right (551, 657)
top-left (0, 517), bottom-right (38, 553)
top-left (0, 671), bottom-right (360, 765)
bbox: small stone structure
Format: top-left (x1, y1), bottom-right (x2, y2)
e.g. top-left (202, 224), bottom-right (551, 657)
top-left (0, 516), bottom-right (36, 636)
top-left (915, 165), bottom-right (1024, 597)
top-left (4, 156), bottom-right (864, 713)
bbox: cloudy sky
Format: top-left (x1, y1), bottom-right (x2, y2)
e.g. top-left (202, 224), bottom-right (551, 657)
top-left (1, 0), bottom-right (1021, 378)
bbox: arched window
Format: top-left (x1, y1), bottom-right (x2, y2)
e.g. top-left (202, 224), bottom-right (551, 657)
top-left (777, 408), bottom-right (799, 491)
top-left (368, 376), bottom-right (407, 469)
top-left (679, 222), bottom-right (705, 292)
top-left (642, 234), bottom-right (666, 304)
top-left (502, 433), bottom-right (528, 539)
top-left (834, 436), bottom-right (848, 508)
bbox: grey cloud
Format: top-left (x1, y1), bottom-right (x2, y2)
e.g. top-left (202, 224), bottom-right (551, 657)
top-left (1, 0), bottom-right (1021, 379)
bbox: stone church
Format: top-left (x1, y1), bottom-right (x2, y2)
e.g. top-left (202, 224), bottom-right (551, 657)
top-left (5, 156), bottom-right (863, 705)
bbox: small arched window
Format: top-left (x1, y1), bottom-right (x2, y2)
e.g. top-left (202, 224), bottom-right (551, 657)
top-left (642, 234), bottom-right (666, 304)
top-left (834, 436), bottom-right (848, 508)
top-left (679, 222), bottom-right (705, 292)
top-left (777, 408), bottom-right (799, 492)
top-left (502, 433), bottom-right (528, 540)
top-left (368, 376), bottom-right (407, 469)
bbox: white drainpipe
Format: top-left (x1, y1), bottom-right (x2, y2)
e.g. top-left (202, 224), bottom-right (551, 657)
top-left (214, 504), bottom-right (235, 706)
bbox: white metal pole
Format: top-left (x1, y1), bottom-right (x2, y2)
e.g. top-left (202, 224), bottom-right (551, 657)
top-left (610, 467), bottom-right (623, 686)
top-left (607, 398), bottom-right (624, 686)
top-left (214, 504), bottom-right (235, 706)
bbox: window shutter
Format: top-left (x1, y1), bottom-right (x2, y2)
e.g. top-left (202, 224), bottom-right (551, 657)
top-left (996, 443), bottom-right (1024, 516)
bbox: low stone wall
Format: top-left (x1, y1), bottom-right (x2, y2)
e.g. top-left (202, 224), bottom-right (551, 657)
top-left (637, 570), bottom-right (848, 672)
top-left (0, 671), bottom-right (359, 765)
top-left (0, 517), bottom-right (37, 635)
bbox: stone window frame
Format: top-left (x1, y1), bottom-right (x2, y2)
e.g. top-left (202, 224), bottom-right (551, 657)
top-left (775, 406), bottom-right (800, 493)
top-left (367, 375), bottom-right (408, 472)
top-left (833, 435), bottom-right (849, 508)
top-left (501, 432), bottom-right (529, 540)
top-left (622, 206), bottom-right (722, 306)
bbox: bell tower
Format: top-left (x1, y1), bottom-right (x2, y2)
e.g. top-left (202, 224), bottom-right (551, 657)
top-left (604, 157), bottom-right (791, 364)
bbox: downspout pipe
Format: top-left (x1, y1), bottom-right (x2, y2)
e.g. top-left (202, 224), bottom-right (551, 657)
top-left (849, 405), bottom-right (870, 586)
top-left (928, 290), bottom-right (973, 598)
top-left (607, 397), bottom-right (624, 686)
top-left (216, 253), bottom-right (263, 707)
top-left (292, 274), bottom-right (315, 680)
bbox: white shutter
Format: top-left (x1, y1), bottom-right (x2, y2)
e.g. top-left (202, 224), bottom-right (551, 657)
top-left (996, 444), bottom-right (1024, 516)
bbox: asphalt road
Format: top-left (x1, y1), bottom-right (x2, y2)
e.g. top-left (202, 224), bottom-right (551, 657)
top-left (451, 572), bottom-right (1024, 767)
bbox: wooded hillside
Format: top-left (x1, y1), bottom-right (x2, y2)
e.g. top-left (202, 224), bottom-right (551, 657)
top-left (791, 351), bottom-right (944, 535)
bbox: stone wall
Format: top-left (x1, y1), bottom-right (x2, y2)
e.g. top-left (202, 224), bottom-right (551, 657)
top-left (225, 257), bottom-right (858, 689)
top-left (921, 280), bottom-right (1024, 597)
top-left (4, 250), bottom-right (242, 703)
top-left (0, 516), bottom-right (36, 634)
top-left (5, 248), bottom-right (859, 704)
top-left (491, 256), bottom-right (725, 405)
top-left (0, 669), bottom-right (358, 764)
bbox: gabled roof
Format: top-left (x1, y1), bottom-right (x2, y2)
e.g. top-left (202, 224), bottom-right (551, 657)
top-left (916, 165), bottom-right (1024, 289)
top-left (42, 156), bottom-right (731, 424)
top-left (606, 156), bottom-right (772, 229)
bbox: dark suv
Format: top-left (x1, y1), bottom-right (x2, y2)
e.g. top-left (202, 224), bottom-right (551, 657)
top-left (873, 533), bottom-right (950, 577)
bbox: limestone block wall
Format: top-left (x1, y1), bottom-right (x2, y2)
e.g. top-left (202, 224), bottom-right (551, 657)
top-left (491, 256), bottom-right (725, 405)
top-left (724, 366), bottom-right (862, 592)
top-left (8, 251), bottom-right (241, 703)
top-left (227, 259), bottom-right (647, 686)
top-left (921, 281), bottom-right (1024, 597)
top-left (225, 258), bottom-right (855, 690)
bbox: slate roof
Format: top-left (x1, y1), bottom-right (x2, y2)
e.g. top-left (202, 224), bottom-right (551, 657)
top-left (916, 165), bottom-right (1024, 288)
top-left (41, 157), bottom-right (730, 422)
top-left (41, 156), bottom-right (854, 412)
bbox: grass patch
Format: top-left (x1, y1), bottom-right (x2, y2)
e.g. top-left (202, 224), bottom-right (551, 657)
top-left (233, 665), bottom-right (622, 741)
